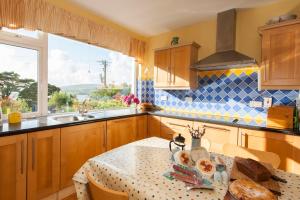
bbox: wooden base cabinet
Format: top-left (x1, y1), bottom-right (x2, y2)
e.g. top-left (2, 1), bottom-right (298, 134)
top-left (61, 122), bottom-right (106, 188)
top-left (27, 129), bottom-right (60, 200)
top-left (194, 122), bottom-right (238, 154)
top-left (0, 134), bottom-right (27, 200)
top-left (136, 115), bottom-right (148, 140)
top-left (107, 117), bottom-right (137, 150)
top-left (160, 117), bottom-right (193, 142)
top-left (239, 128), bottom-right (300, 174)
top-left (148, 115), bottom-right (161, 137)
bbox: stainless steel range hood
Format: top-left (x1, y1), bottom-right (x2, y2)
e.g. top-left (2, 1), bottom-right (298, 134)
top-left (191, 9), bottom-right (256, 71)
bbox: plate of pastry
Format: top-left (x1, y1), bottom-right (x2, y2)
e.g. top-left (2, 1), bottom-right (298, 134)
top-left (228, 179), bottom-right (277, 200)
top-left (173, 150), bottom-right (193, 166)
top-left (196, 159), bottom-right (216, 177)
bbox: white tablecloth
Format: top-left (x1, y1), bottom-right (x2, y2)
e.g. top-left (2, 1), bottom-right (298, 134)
top-left (73, 137), bottom-right (300, 200)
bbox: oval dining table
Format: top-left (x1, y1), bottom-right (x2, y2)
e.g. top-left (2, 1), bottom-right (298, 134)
top-left (73, 137), bottom-right (300, 200)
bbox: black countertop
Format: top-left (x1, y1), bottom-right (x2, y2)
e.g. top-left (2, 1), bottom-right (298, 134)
top-left (149, 110), bottom-right (300, 136)
top-left (0, 109), bottom-right (147, 137)
top-left (0, 108), bottom-right (299, 137)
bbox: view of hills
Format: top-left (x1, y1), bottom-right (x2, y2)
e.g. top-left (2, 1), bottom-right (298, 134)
top-left (60, 84), bottom-right (99, 95)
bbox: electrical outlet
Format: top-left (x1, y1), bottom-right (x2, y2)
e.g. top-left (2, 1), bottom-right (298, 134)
top-left (160, 95), bottom-right (168, 101)
top-left (263, 97), bottom-right (272, 108)
top-left (249, 101), bottom-right (263, 108)
top-left (185, 97), bottom-right (193, 102)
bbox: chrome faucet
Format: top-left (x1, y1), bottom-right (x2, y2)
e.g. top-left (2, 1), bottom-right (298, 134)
top-left (78, 99), bottom-right (89, 116)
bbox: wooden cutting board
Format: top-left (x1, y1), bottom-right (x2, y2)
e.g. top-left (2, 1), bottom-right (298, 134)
top-left (230, 157), bottom-right (280, 193)
top-left (267, 106), bottom-right (294, 129)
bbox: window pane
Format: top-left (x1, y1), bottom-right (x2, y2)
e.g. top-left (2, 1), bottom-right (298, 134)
top-left (0, 43), bottom-right (38, 114)
top-left (1, 27), bottom-right (39, 38)
top-left (47, 34), bottom-right (134, 114)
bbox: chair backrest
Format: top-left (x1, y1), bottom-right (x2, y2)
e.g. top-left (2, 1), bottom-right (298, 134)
top-left (222, 143), bottom-right (281, 169)
top-left (86, 173), bottom-right (129, 200)
top-left (201, 138), bottom-right (211, 151)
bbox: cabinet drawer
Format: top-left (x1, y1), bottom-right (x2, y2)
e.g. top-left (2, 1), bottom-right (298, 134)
top-left (161, 117), bottom-right (193, 143)
top-left (239, 128), bottom-right (300, 174)
top-left (194, 122), bottom-right (238, 153)
top-left (161, 117), bottom-right (193, 130)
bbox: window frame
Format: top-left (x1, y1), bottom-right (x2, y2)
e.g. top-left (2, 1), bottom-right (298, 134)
top-left (0, 29), bottom-right (137, 118)
top-left (0, 30), bottom-right (48, 118)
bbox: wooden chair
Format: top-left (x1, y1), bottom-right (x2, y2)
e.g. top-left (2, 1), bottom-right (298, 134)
top-left (86, 173), bottom-right (129, 200)
top-left (222, 143), bottom-right (281, 169)
top-left (201, 138), bottom-right (211, 151)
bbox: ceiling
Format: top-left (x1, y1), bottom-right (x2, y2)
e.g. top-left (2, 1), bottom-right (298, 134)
top-left (70, 0), bottom-right (278, 36)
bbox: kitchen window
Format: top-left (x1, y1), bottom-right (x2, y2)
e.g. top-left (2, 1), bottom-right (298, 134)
top-left (0, 28), bottom-right (136, 117)
top-left (47, 34), bottom-right (135, 114)
top-left (0, 28), bottom-right (47, 117)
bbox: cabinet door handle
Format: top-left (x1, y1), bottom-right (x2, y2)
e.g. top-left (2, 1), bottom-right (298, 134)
top-left (168, 66), bottom-right (171, 84)
top-left (103, 125), bottom-right (106, 148)
top-left (20, 140), bottom-right (24, 174)
top-left (167, 122), bottom-right (187, 128)
top-left (32, 138), bottom-right (36, 170)
top-left (203, 125), bottom-right (230, 132)
top-left (240, 132), bottom-right (247, 147)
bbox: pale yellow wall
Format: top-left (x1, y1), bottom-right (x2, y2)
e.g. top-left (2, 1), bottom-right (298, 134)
top-left (145, 0), bottom-right (300, 80)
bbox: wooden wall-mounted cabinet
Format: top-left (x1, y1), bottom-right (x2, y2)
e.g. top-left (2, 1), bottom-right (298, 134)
top-left (259, 19), bottom-right (300, 89)
top-left (154, 42), bottom-right (200, 89)
top-left (27, 129), bottom-right (60, 200)
top-left (0, 134), bottom-right (27, 200)
top-left (60, 122), bottom-right (106, 188)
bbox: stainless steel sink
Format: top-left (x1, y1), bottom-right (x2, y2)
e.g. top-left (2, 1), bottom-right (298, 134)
top-left (52, 114), bottom-right (95, 123)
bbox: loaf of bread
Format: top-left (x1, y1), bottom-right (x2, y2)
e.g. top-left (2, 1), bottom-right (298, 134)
top-left (235, 157), bottom-right (272, 182)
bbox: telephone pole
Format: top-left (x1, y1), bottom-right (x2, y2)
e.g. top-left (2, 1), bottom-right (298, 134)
top-left (97, 60), bottom-right (110, 88)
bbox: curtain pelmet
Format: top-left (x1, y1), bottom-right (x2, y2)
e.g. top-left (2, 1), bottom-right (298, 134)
top-left (0, 0), bottom-right (145, 63)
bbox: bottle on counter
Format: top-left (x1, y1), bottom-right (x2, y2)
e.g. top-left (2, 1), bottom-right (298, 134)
top-left (294, 107), bottom-right (299, 132)
top-left (0, 106), bottom-right (3, 126)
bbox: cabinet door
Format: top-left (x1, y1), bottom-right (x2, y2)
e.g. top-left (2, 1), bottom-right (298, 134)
top-left (239, 129), bottom-right (298, 174)
top-left (170, 46), bottom-right (191, 87)
top-left (148, 115), bottom-right (161, 137)
top-left (0, 134), bottom-right (27, 200)
top-left (161, 117), bottom-right (193, 143)
top-left (136, 115), bottom-right (148, 140)
top-left (27, 129), bottom-right (60, 200)
top-left (154, 49), bottom-right (171, 87)
top-left (107, 117), bottom-right (137, 150)
top-left (194, 122), bottom-right (238, 153)
top-left (61, 122), bottom-right (106, 188)
top-left (261, 23), bottom-right (300, 88)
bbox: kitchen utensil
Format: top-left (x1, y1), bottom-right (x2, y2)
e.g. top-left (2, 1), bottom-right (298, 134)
top-left (169, 134), bottom-right (185, 152)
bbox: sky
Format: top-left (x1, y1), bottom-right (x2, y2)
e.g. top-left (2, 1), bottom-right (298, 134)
top-left (0, 29), bottom-right (134, 88)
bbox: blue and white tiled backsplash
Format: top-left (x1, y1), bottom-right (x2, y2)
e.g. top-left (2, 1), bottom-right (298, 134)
top-left (137, 67), bottom-right (299, 121)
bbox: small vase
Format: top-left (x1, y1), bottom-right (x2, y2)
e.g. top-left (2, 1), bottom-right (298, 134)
top-left (191, 137), bottom-right (201, 150)
top-left (190, 137), bottom-right (209, 162)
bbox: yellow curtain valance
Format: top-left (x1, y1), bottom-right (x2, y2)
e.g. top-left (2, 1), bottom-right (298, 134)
top-left (0, 0), bottom-right (145, 63)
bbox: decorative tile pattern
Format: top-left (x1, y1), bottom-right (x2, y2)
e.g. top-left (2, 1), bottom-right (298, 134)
top-left (137, 67), bottom-right (299, 121)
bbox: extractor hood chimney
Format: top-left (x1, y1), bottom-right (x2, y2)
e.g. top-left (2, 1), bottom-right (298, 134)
top-left (191, 9), bottom-right (256, 71)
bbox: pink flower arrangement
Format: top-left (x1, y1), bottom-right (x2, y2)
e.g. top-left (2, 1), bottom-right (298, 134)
top-left (122, 94), bottom-right (140, 107)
